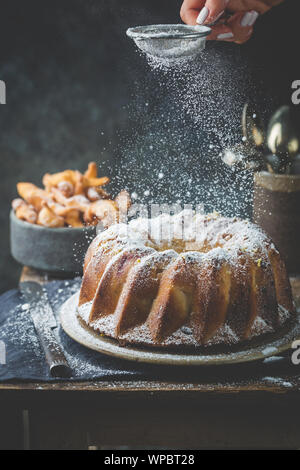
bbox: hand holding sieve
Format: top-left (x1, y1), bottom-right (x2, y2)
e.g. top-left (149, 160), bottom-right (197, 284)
top-left (126, 24), bottom-right (212, 60)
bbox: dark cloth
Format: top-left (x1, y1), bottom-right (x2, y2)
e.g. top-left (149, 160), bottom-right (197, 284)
top-left (0, 279), bottom-right (298, 386)
top-left (0, 279), bottom-right (147, 381)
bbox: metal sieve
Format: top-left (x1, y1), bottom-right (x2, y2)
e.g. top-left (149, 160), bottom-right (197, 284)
top-left (126, 24), bottom-right (211, 60)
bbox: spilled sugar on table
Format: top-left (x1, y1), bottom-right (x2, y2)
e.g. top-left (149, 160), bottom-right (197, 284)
top-left (0, 267), bottom-right (300, 449)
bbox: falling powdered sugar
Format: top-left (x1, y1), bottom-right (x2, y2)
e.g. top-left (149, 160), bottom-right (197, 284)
top-left (108, 38), bottom-right (266, 221)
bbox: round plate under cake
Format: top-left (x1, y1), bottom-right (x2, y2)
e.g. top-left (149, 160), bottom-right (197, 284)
top-left (60, 292), bottom-right (300, 366)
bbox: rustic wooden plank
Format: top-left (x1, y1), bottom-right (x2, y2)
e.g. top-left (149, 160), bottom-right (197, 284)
top-left (19, 393), bottom-right (300, 449)
top-left (29, 408), bottom-right (87, 450)
top-left (19, 267), bottom-right (70, 284)
top-left (82, 397), bottom-right (300, 449)
top-left (20, 267), bottom-right (47, 284)
top-left (0, 380), bottom-right (299, 394)
top-left (0, 406), bottom-right (23, 450)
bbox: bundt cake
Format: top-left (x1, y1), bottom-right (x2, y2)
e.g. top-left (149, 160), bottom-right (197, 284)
top-left (77, 210), bottom-right (295, 348)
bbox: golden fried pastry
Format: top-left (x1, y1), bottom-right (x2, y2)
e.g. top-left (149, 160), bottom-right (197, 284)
top-left (86, 187), bottom-right (101, 202)
top-left (51, 187), bottom-right (90, 211)
top-left (13, 200), bottom-right (37, 224)
top-left (13, 162), bottom-right (130, 228)
top-left (57, 181), bottom-right (74, 198)
top-left (46, 201), bottom-right (76, 218)
top-left (84, 161), bottom-right (98, 179)
top-left (17, 183), bottom-right (51, 212)
top-left (37, 204), bottom-right (65, 228)
top-left (73, 171), bottom-right (85, 195)
top-left (64, 209), bottom-right (84, 228)
top-left (94, 187), bottom-right (111, 200)
top-left (12, 198), bottom-right (26, 211)
top-left (115, 190), bottom-right (131, 211)
top-left (84, 176), bottom-right (109, 188)
top-left (43, 170), bottom-right (75, 191)
top-left (84, 200), bottom-right (118, 228)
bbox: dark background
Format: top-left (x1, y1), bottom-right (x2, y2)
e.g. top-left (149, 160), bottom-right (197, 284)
top-left (0, 0), bottom-right (299, 293)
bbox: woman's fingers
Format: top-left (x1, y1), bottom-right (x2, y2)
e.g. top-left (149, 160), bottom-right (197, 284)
top-left (180, 0), bottom-right (260, 44)
top-left (228, 11), bottom-right (258, 42)
top-left (197, 0), bottom-right (228, 24)
top-left (180, 0), bottom-right (227, 25)
top-left (180, 0), bottom-right (205, 25)
top-left (207, 24), bottom-right (235, 41)
top-left (207, 11), bottom-right (258, 43)
top-left (227, 0), bottom-right (270, 14)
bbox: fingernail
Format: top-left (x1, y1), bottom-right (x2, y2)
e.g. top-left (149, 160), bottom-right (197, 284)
top-left (248, 11), bottom-right (259, 26)
top-left (241, 11), bottom-right (258, 27)
top-left (196, 6), bottom-right (209, 25)
top-left (217, 32), bottom-right (234, 40)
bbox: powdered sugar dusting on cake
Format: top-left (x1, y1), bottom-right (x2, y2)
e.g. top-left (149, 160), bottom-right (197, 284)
top-left (278, 305), bottom-right (291, 326)
top-left (100, 210), bottom-right (274, 264)
top-left (78, 300), bottom-right (92, 323)
top-left (74, 293), bottom-right (298, 357)
top-left (206, 323), bottom-right (239, 346)
top-left (77, 300), bottom-right (292, 349)
top-left (249, 316), bottom-right (273, 339)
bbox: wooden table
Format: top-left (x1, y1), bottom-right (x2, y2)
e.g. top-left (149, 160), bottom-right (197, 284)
top-left (1, 268), bottom-right (300, 450)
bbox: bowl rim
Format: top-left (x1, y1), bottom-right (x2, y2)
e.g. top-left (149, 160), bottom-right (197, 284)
top-left (10, 210), bottom-right (96, 233)
top-left (126, 24), bottom-right (211, 40)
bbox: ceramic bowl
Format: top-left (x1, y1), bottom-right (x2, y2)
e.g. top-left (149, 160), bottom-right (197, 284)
top-left (10, 210), bottom-right (96, 276)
